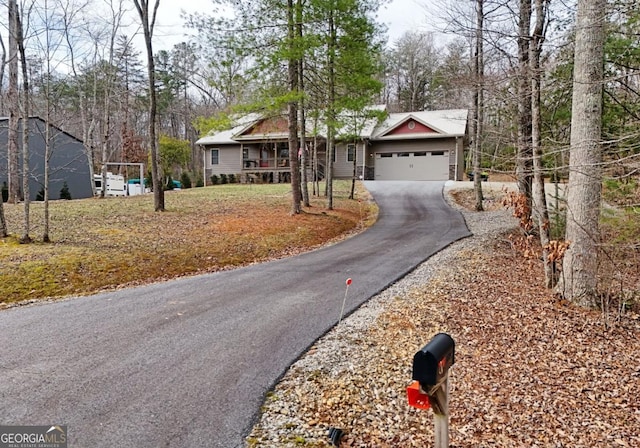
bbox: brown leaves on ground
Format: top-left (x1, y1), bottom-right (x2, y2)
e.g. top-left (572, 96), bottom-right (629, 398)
top-left (0, 182), bottom-right (376, 307)
top-left (448, 245), bottom-right (640, 447)
top-left (248, 205), bottom-right (640, 447)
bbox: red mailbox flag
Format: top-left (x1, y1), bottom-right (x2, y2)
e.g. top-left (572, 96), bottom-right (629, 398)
top-left (407, 381), bottom-right (431, 410)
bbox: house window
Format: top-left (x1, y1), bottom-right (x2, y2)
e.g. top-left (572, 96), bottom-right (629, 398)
top-left (347, 144), bottom-right (356, 162)
top-left (432, 151), bottom-right (445, 156)
top-left (408, 121), bottom-right (416, 130)
top-left (332, 146), bottom-right (337, 163)
top-left (397, 152), bottom-right (410, 157)
top-left (211, 149), bottom-right (220, 165)
top-left (414, 152), bottom-right (427, 157)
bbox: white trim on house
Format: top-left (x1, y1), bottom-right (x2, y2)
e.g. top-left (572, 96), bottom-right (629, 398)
top-left (195, 107), bottom-right (468, 182)
top-left (372, 109), bottom-right (468, 139)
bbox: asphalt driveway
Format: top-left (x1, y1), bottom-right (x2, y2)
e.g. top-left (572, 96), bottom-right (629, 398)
top-left (0, 181), bottom-right (470, 448)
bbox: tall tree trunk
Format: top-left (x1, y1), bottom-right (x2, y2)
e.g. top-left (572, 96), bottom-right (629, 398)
top-left (17, 7), bottom-right (31, 243)
top-left (558, 0), bottom-right (605, 308)
top-left (473, 0), bottom-right (484, 211)
top-left (517, 0), bottom-right (533, 213)
top-left (0, 34), bottom-right (6, 92)
top-left (0, 197), bottom-right (6, 237)
top-left (287, 0), bottom-right (301, 214)
top-left (8, 0), bottom-right (19, 204)
top-left (134, 0), bottom-right (164, 211)
top-left (297, 0), bottom-right (310, 207)
top-left (326, 4), bottom-right (336, 211)
top-left (299, 73), bottom-right (310, 207)
top-left (44, 118), bottom-right (51, 242)
top-left (350, 140), bottom-right (356, 199)
top-left (531, 0), bottom-right (552, 287)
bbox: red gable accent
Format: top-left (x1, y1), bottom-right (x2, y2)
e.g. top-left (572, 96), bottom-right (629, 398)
top-left (244, 116), bottom-right (288, 135)
top-left (387, 119), bottom-right (437, 136)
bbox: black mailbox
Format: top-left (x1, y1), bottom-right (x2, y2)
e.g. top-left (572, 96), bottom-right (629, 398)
top-left (412, 333), bottom-right (455, 390)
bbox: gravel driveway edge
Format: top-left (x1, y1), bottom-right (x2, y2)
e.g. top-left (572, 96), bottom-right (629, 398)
top-left (247, 186), bottom-right (518, 447)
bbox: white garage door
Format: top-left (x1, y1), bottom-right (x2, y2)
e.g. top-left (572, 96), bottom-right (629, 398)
top-left (374, 151), bottom-right (449, 181)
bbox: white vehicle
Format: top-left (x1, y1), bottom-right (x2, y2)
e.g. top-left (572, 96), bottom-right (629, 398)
top-left (94, 173), bottom-right (127, 196)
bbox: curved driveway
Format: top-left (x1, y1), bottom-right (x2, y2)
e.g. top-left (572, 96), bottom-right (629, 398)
top-left (0, 181), bottom-right (469, 448)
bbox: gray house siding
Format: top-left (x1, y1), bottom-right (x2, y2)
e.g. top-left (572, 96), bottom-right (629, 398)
top-left (196, 109), bottom-right (468, 182)
top-left (333, 142), bottom-right (364, 179)
top-left (0, 117), bottom-right (92, 201)
top-left (205, 145), bottom-right (243, 178)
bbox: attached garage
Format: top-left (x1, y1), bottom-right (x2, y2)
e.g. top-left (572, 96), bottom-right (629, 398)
top-left (374, 150), bottom-right (449, 181)
top-left (367, 110), bottom-right (468, 181)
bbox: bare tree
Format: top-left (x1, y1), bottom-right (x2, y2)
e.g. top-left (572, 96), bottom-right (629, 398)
top-left (386, 31), bottom-right (439, 112)
top-left (60, 0), bottom-right (100, 196)
top-left (96, 0), bottom-right (128, 197)
top-left (133, 0), bottom-right (164, 211)
top-left (7, 0), bottom-right (20, 204)
top-left (0, 29), bottom-right (7, 236)
top-left (0, 196), bottom-right (6, 236)
top-left (16, 2), bottom-right (32, 243)
top-left (472, 0), bottom-right (484, 211)
top-left (530, 0), bottom-right (553, 287)
top-left (0, 34), bottom-right (6, 105)
top-left (558, 0), bottom-right (606, 307)
top-left (516, 0), bottom-right (533, 211)
top-left (32, 0), bottom-right (86, 241)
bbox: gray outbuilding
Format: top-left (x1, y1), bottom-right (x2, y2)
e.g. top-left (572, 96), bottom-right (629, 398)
top-left (0, 117), bottom-right (93, 201)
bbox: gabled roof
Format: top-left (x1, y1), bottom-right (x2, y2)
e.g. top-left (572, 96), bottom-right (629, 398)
top-left (195, 112), bottom-right (263, 145)
top-left (195, 107), bottom-right (468, 146)
top-left (372, 109), bottom-right (468, 140)
top-left (233, 115), bottom-right (289, 141)
top-left (0, 116), bottom-right (85, 144)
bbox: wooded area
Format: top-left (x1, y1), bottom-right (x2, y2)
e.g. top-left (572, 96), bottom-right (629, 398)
top-left (0, 0), bottom-right (638, 308)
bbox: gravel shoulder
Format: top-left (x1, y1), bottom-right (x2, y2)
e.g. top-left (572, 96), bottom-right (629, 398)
top-left (247, 184), bottom-right (640, 447)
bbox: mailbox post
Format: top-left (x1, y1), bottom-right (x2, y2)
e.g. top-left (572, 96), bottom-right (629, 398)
top-left (407, 333), bottom-right (455, 448)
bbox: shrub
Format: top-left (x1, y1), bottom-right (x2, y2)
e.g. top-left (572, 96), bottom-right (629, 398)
top-left (220, 174), bottom-right (228, 184)
top-left (36, 187), bottom-right (45, 201)
top-left (228, 174), bottom-right (236, 184)
top-left (2, 181), bottom-right (8, 202)
top-left (181, 172), bottom-right (192, 189)
top-left (210, 174), bottom-right (219, 185)
top-left (195, 173), bottom-right (204, 187)
top-left (59, 182), bottom-right (72, 200)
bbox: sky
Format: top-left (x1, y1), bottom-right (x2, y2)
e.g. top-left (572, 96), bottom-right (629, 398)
top-left (136, 0), bottom-right (443, 52)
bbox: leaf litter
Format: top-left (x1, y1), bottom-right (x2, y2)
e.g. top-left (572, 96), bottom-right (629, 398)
top-left (248, 187), bottom-right (640, 448)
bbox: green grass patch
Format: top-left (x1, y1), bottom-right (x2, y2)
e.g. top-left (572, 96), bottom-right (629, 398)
top-left (1, 181), bottom-right (377, 307)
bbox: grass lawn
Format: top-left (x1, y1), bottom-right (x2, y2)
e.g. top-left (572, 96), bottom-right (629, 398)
top-left (0, 181), bottom-right (377, 308)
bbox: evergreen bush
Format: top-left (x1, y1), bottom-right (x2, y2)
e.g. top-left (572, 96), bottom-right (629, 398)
top-left (59, 182), bottom-right (72, 200)
top-left (181, 172), bottom-right (192, 189)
